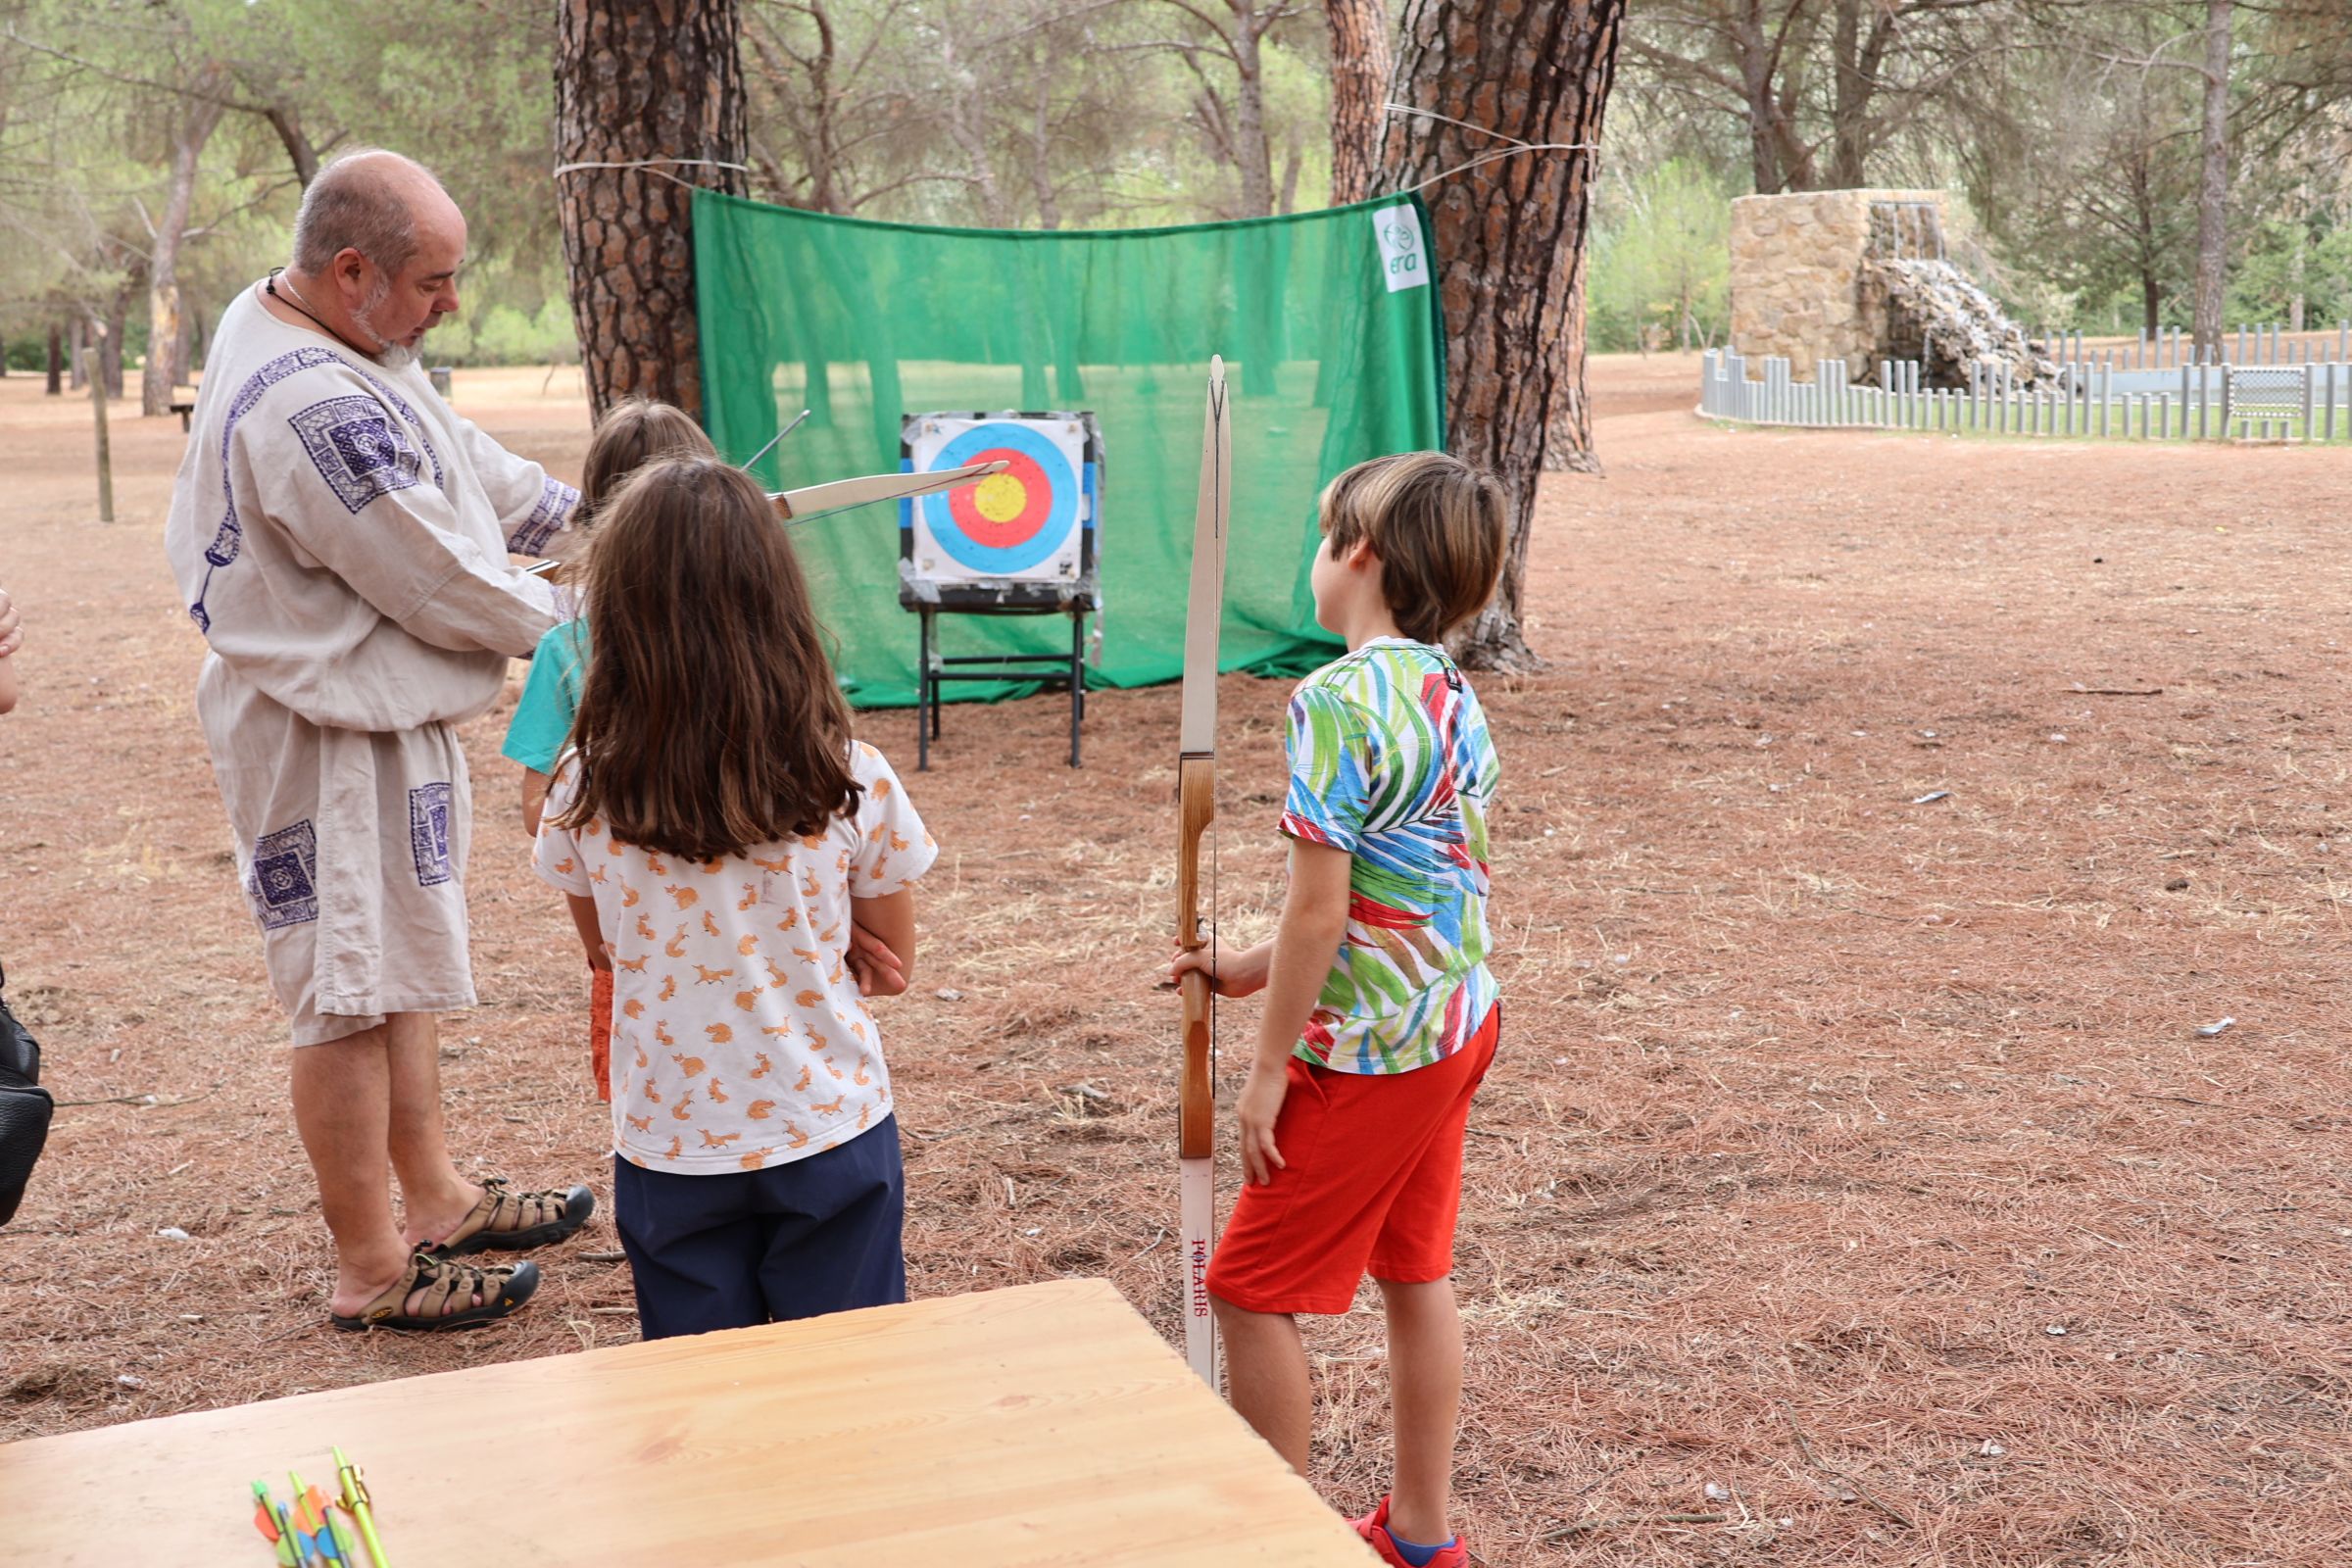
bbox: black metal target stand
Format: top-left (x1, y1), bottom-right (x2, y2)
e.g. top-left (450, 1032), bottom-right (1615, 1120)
top-left (900, 410), bottom-right (1103, 773)
top-left (914, 605), bottom-right (1088, 771)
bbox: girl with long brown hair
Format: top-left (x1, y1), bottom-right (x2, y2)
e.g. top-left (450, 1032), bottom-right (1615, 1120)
top-left (533, 456), bottom-right (937, 1337)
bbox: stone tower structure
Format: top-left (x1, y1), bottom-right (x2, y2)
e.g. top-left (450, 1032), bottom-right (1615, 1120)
top-left (1727, 188), bottom-right (1948, 379)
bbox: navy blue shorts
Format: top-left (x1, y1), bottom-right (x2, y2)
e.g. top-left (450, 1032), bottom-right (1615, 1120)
top-left (612, 1115), bottom-right (906, 1340)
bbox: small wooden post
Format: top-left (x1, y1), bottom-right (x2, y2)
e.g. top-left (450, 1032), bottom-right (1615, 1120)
top-left (89, 320), bottom-right (115, 523)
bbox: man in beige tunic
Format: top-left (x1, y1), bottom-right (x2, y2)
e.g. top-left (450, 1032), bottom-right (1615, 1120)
top-left (166, 150), bottom-right (593, 1329)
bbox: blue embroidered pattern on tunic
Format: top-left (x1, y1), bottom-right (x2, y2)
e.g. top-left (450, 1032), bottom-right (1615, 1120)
top-left (410, 782), bottom-right (455, 887)
top-left (288, 395), bottom-right (425, 514)
top-left (245, 819), bottom-right (319, 930)
top-left (506, 475), bottom-right (579, 555)
top-left (186, 343), bottom-right (446, 631)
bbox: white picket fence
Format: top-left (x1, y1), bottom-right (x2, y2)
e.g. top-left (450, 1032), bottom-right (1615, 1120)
top-left (1699, 348), bottom-right (2352, 444)
top-left (2036, 320), bottom-right (2352, 372)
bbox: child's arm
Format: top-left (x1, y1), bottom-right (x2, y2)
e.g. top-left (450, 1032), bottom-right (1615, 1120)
top-left (564, 893), bottom-right (612, 970)
top-left (521, 767), bottom-right (551, 836)
top-left (1231, 839), bottom-right (1353, 1185)
top-left (1169, 937), bottom-right (1274, 997)
top-left (847, 890), bottom-right (915, 997)
top-left (0, 586), bottom-right (20, 715)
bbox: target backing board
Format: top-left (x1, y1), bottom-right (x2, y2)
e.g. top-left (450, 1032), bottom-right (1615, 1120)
top-left (899, 412), bottom-right (1101, 611)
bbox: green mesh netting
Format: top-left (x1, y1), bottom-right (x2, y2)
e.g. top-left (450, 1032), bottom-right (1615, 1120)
top-left (693, 188), bottom-right (1446, 709)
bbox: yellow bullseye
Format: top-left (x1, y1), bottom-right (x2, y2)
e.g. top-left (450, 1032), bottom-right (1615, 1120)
top-left (973, 471), bottom-right (1028, 523)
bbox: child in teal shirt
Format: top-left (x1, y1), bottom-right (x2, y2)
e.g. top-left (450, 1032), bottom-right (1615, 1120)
top-left (505, 398), bottom-right (715, 835)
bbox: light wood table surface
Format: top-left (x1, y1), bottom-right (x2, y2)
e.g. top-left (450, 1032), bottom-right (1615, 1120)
top-left (0, 1278), bottom-right (1374, 1565)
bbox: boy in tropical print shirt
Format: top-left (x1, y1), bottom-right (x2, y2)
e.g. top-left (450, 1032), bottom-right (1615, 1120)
top-left (1172, 452), bottom-right (1508, 1568)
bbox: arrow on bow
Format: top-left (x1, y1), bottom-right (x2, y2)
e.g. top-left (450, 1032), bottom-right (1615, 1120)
top-left (1175, 356), bottom-right (1229, 1389)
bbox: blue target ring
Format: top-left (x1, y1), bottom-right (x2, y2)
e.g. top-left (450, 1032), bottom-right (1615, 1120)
top-left (920, 421), bottom-right (1078, 575)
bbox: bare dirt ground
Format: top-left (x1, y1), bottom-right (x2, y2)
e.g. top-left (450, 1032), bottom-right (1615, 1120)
top-left (3, 353), bottom-right (2349, 1566)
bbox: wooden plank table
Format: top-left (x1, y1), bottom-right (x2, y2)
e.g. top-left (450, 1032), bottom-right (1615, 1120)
top-left (0, 1278), bottom-right (1373, 1566)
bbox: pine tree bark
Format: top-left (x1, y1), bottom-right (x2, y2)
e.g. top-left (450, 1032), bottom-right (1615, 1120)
top-left (2191, 0), bottom-right (2231, 360)
top-left (1228, 0), bottom-right (1275, 218)
top-left (144, 83), bottom-right (227, 416)
top-left (1382, 0), bottom-right (1624, 672)
top-left (45, 322), bottom-right (62, 395)
top-left (555, 0), bottom-right (749, 420)
top-left (1327, 0), bottom-right (1395, 204)
top-left (103, 276), bottom-right (133, 399)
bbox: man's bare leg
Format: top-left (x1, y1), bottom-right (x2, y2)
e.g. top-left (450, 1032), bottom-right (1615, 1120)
top-left (289, 1025), bottom-right (412, 1316)
top-left (381, 1011), bottom-right (485, 1248)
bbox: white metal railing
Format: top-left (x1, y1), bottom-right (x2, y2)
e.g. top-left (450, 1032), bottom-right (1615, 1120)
top-left (1697, 349), bottom-right (2352, 444)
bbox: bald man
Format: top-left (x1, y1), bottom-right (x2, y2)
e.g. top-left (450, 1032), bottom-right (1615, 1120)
top-left (165, 149), bottom-right (594, 1330)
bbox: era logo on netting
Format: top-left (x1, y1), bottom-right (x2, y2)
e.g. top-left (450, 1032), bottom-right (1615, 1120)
top-left (1373, 205), bottom-right (1427, 293)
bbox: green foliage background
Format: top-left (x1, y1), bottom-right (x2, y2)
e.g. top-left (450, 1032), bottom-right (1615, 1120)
top-left (5, 0), bottom-right (2350, 378)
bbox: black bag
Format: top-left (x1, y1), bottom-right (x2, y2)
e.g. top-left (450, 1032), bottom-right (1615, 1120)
top-left (0, 958), bottom-right (52, 1227)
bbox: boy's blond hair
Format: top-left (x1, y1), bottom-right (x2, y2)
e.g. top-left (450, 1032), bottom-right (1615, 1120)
top-left (1318, 451), bottom-right (1509, 645)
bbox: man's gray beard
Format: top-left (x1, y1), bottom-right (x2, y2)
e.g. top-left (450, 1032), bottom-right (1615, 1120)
top-left (355, 279), bottom-right (421, 370)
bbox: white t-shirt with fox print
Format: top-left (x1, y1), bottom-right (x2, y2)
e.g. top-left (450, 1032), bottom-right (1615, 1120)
top-left (534, 741), bottom-right (936, 1174)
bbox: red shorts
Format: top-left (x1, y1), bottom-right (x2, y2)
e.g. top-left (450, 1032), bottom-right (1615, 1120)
top-left (1206, 1004), bottom-right (1499, 1315)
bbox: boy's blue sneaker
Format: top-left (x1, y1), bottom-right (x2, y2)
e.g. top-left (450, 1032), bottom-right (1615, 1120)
top-left (1349, 1496), bottom-right (1467, 1568)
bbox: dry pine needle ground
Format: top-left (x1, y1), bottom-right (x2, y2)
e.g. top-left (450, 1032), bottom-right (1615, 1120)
top-left (1, 358), bottom-right (2347, 1566)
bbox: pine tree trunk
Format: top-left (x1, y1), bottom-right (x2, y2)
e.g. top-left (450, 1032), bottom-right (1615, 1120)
top-left (1230, 0), bottom-right (1275, 219)
top-left (1736, 2), bottom-right (1784, 195)
top-left (1382, 0), bottom-right (1623, 673)
top-left (2191, 0), bottom-right (2230, 360)
top-left (145, 88), bottom-right (227, 416)
top-left (104, 281), bottom-right (132, 399)
top-left (1326, 0), bottom-right (1394, 204)
top-left (1030, 76), bottom-right (1061, 229)
top-left (45, 322), bottom-right (62, 395)
top-left (555, 0), bottom-right (749, 420)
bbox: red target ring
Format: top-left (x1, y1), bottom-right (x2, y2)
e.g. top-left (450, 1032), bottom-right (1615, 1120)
top-left (946, 448), bottom-right (1054, 549)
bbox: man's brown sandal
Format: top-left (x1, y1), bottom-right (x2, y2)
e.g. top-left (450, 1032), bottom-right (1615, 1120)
top-left (416, 1176), bottom-right (595, 1257)
top-left (329, 1253), bottom-right (539, 1332)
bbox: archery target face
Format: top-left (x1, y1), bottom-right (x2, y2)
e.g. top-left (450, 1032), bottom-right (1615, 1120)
top-left (906, 416), bottom-right (1089, 584)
